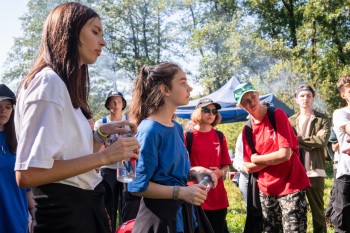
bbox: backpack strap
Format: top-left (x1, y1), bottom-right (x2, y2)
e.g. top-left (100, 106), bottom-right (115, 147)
top-left (266, 106), bottom-right (276, 131)
top-left (185, 129), bottom-right (193, 155)
top-left (215, 130), bottom-right (224, 147)
top-left (244, 120), bottom-right (257, 154)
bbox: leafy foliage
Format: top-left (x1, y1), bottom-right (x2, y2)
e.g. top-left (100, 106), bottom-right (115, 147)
top-left (97, 0), bottom-right (182, 78)
top-left (1, 0), bottom-right (350, 118)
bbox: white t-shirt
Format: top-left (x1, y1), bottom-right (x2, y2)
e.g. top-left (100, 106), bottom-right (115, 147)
top-left (94, 115), bottom-right (127, 169)
top-left (15, 67), bottom-right (102, 190)
top-left (233, 132), bottom-right (248, 177)
top-left (333, 108), bottom-right (350, 178)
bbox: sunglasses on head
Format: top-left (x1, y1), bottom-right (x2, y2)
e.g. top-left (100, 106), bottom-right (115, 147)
top-left (202, 107), bottom-right (218, 115)
top-left (234, 83), bottom-right (254, 98)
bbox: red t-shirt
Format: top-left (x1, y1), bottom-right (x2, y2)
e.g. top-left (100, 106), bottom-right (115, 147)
top-left (242, 108), bottom-right (310, 196)
top-left (184, 128), bottom-right (232, 210)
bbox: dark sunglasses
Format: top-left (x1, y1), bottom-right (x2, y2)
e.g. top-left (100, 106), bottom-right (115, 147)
top-left (202, 107), bottom-right (218, 115)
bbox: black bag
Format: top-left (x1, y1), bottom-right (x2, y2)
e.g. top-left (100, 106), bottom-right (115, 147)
top-left (244, 173), bottom-right (263, 233)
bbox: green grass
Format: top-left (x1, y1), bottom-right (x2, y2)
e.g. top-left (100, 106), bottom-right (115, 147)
top-left (225, 161), bottom-right (335, 233)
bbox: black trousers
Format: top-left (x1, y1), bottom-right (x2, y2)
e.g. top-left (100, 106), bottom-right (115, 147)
top-left (100, 168), bottom-right (123, 231)
top-left (330, 175), bottom-right (350, 233)
top-left (32, 182), bottom-right (111, 233)
top-left (204, 208), bottom-right (228, 233)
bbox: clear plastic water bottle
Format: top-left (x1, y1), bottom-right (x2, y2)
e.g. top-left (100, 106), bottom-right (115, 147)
top-left (116, 126), bottom-right (136, 183)
top-left (199, 176), bottom-right (214, 192)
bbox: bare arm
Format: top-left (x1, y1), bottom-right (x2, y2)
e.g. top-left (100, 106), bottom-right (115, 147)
top-left (250, 147), bottom-right (292, 165)
top-left (345, 124), bottom-right (350, 136)
top-left (16, 137), bottom-right (140, 188)
top-left (332, 142), bottom-right (339, 152)
top-left (243, 162), bottom-right (268, 173)
top-left (209, 165), bottom-right (230, 179)
top-left (131, 181), bottom-right (208, 206)
top-left (27, 189), bottom-right (36, 216)
top-left (27, 190), bottom-right (36, 233)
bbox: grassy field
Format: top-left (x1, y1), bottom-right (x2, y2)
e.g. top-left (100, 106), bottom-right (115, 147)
top-left (225, 161), bottom-right (335, 233)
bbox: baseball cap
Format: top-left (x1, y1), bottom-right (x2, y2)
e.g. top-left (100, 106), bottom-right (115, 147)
top-left (0, 84), bottom-right (16, 105)
top-left (105, 91), bottom-right (127, 110)
top-left (233, 82), bottom-right (256, 104)
top-left (195, 98), bottom-right (221, 110)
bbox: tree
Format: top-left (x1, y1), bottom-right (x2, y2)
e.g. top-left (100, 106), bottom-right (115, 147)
top-left (296, 0), bottom-right (350, 112)
top-left (1, 0), bottom-right (97, 84)
top-left (1, 0), bottom-right (55, 84)
top-left (244, 0), bottom-right (306, 48)
top-left (180, 0), bottom-right (238, 93)
top-left (97, 0), bottom-right (181, 78)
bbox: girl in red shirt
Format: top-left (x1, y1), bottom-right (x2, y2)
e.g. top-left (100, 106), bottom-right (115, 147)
top-left (185, 98), bottom-right (232, 233)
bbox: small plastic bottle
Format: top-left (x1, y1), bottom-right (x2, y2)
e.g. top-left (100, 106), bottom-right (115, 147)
top-left (116, 125), bottom-right (136, 183)
top-left (199, 176), bottom-right (214, 192)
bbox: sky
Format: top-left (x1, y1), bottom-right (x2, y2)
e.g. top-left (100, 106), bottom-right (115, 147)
top-left (0, 0), bottom-right (28, 76)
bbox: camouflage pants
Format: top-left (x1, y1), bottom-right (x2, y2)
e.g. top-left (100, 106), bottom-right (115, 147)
top-left (260, 190), bottom-right (308, 233)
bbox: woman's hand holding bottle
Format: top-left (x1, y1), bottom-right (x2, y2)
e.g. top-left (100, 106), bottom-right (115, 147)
top-left (98, 134), bottom-right (140, 166)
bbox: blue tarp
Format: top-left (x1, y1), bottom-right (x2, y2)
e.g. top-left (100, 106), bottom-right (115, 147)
top-left (175, 77), bottom-right (294, 124)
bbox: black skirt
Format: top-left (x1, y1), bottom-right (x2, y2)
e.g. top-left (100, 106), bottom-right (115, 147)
top-left (132, 198), bottom-right (214, 233)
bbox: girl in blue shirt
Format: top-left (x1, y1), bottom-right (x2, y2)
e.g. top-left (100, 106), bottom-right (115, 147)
top-left (128, 62), bottom-right (217, 233)
top-left (0, 84), bottom-right (36, 233)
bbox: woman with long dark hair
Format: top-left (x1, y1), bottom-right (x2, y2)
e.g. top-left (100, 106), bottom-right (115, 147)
top-left (14, 3), bottom-right (140, 233)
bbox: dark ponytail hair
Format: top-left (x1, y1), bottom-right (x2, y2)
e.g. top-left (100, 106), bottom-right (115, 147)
top-left (129, 62), bottom-right (182, 125)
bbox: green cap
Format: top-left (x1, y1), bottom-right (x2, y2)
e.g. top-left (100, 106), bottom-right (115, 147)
top-left (233, 82), bottom-right (256, 104)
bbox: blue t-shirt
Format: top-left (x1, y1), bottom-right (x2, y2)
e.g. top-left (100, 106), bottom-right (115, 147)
top-left (0, 132), bottom-right (29, 233)
top-left (129, 119), bottom-right (190, 191)
top-left (128, 119), bottom-right (190, 232)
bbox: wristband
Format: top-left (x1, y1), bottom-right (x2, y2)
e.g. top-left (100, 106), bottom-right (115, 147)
top-left (173, 185), bottom-right (180, 200)
top-left (97, 127), bottom-right (109, 138)
top-left (93, 130), bottom-right (106, 143)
